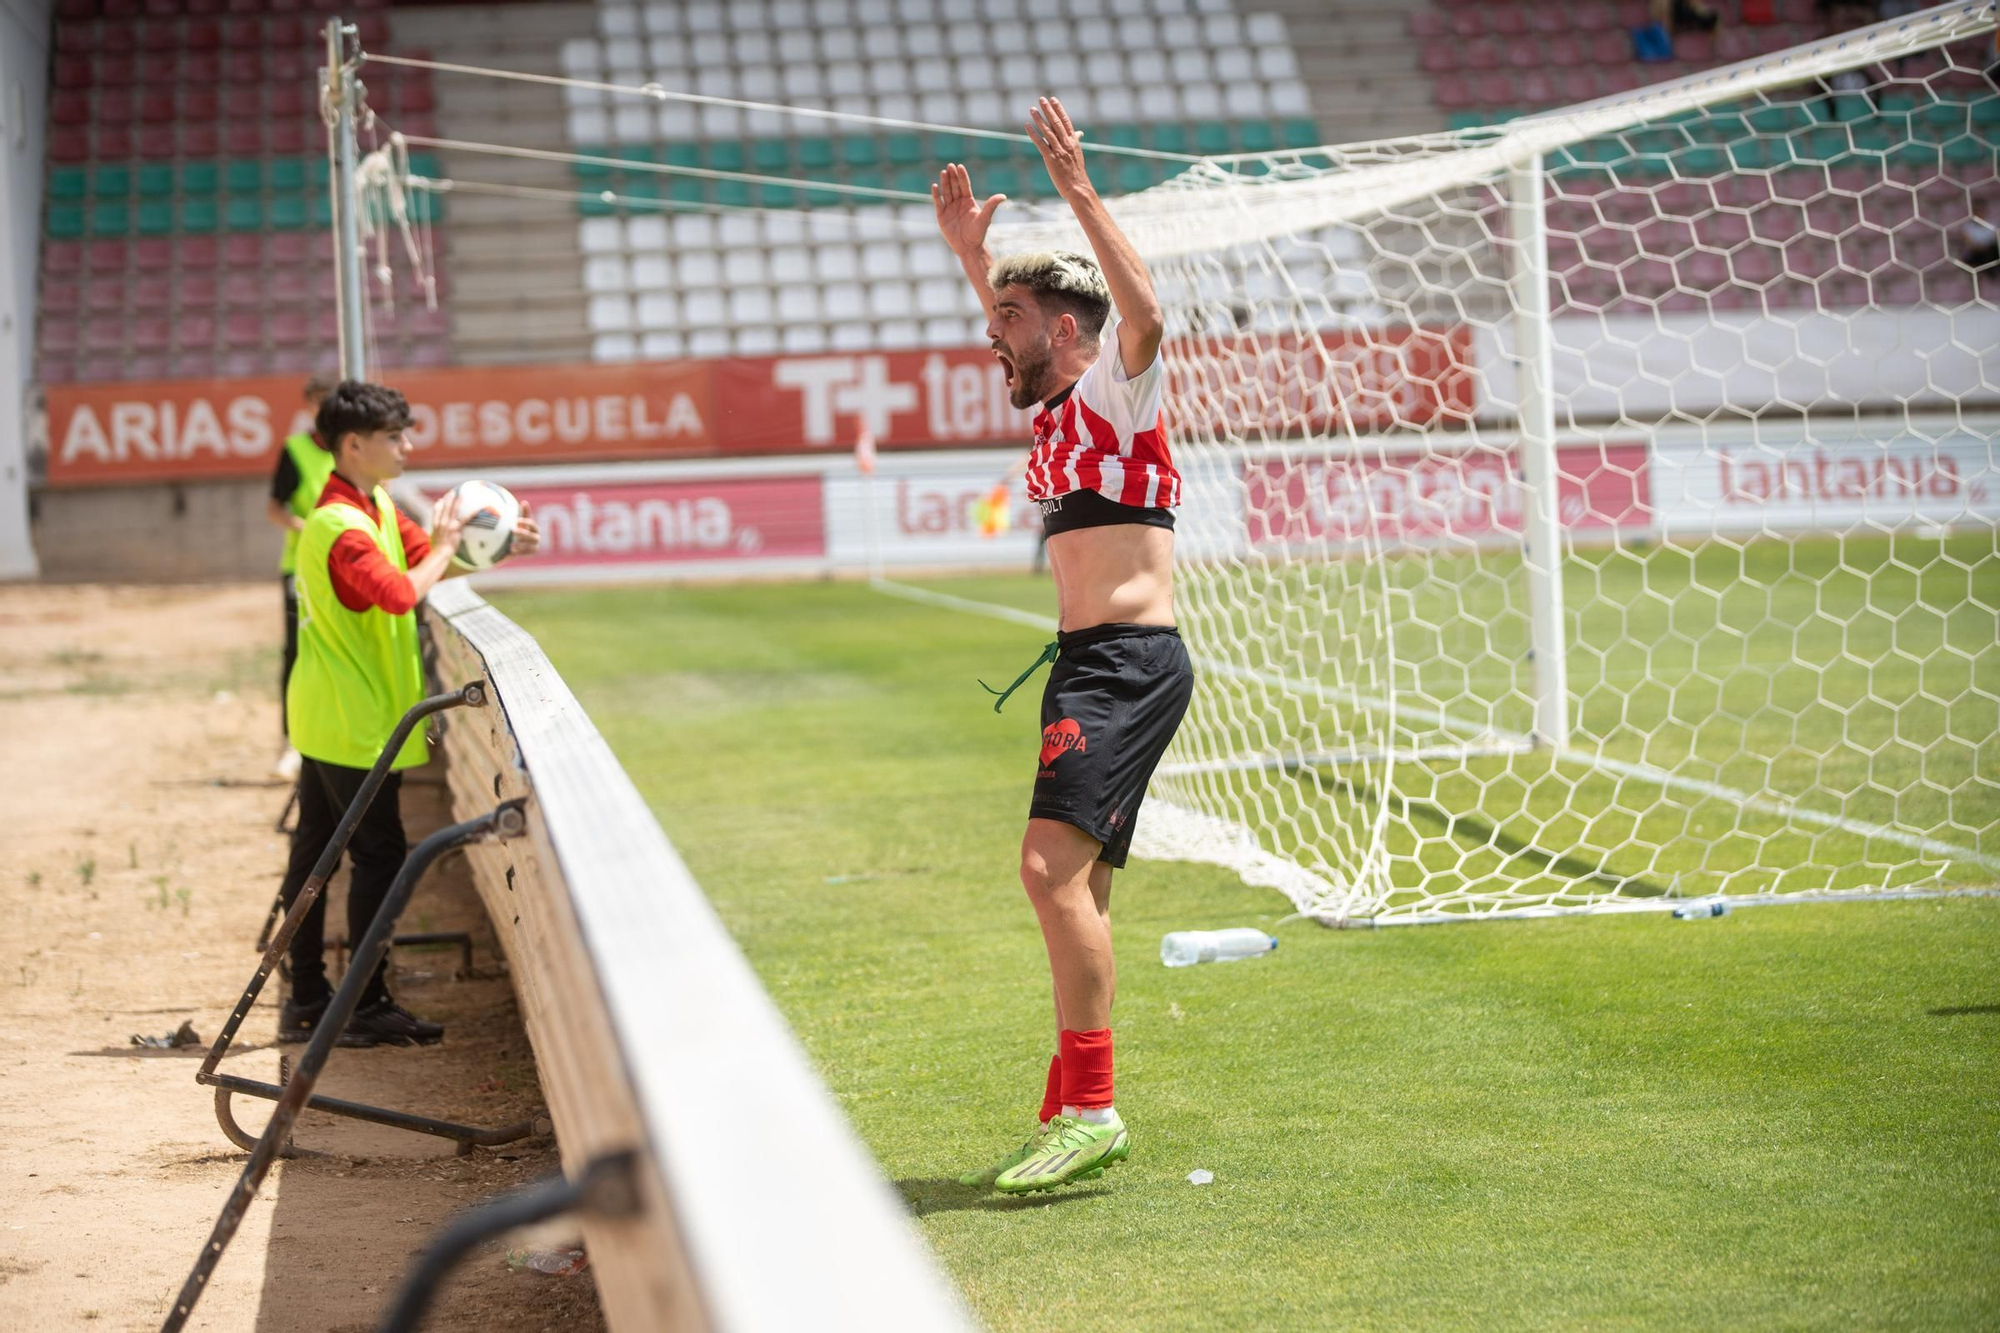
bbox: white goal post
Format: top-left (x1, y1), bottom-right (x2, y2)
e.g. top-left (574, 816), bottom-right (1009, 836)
top-left (993, 3), bottom-right (2000, 923)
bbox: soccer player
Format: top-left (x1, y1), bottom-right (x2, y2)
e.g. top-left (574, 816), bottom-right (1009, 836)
top-left (933, 98), bottom-right (1194, 1193)
top-left (265, 372), bottom-right (339, 780)
top-left (276, 380), bottom-right (540, 1047)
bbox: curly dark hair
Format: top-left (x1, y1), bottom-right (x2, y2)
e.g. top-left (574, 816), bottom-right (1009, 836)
top-left (314, 380), bottom-right (413, 453)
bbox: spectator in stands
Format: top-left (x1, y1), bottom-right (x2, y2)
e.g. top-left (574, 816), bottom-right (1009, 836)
top-left (277, 380), bottom-right (540, 1048)
top-left (1636, 0), bottom-right (1716, 63)
top-left (267, 373), bottom-right (339, 781)
top-left (1957, 201), bottom-right (1998, 282)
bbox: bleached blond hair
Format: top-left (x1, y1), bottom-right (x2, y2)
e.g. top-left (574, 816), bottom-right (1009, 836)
top-left (988, 250), bottom-right (1112, 340)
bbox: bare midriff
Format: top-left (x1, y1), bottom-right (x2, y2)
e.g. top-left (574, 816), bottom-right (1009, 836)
top-left (1046, 522), bottom-right (1176, 632)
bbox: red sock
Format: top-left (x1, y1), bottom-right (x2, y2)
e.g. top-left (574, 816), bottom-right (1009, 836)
top-left (1058, 1028), bottom-right (1114, 1110)
top-left (1038, 1053), bottom-right (1063, 1124)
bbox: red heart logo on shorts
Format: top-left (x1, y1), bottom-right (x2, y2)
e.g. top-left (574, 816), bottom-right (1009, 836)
top-left (1040, 718), bottom-right (1087, 767)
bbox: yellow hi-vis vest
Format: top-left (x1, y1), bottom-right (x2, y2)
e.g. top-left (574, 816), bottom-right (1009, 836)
top-left (287, 485), bottom-right (428, 770)
top-left (277, 432), bottom-right (338, 575)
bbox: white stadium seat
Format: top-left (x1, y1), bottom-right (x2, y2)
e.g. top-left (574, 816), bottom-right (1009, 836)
top-left (1096, 87), bottom-right (1138, 122)
top-left (587, 294), bottom-right (634, 332)
top-left (593, 333), bottom-right (637, 361)
top-left (656, 103), bottom-right (699, 138)
top-left (991, 21), bottom-right (1031, 55)
top-left (863, 26), bottom-right (901, 58)
top-left (746, 106), bottom-right (787, 135)
top-left (820, 27), bottom-right (860, 60)
top-left (856, 0), bottom-right (893, 24)
top-left (877, 92), bottom-right (919, 122)
top-left (1159, 15), bottom-right (1199, 47)
top-left (962, 89), bottom-right (1004, 124)
top-left (584, 256), bottom-right (629, 293)
top-left (1255, 43), bottom-right (1300, 81)
top-left (999, 54), bottom-right (1038, 94)
top-left (688, 328), bottom-right (732, 357)
top-left (830, 321), bottom-right (874, 350)
top-left (772, 0), bottom-right (809, 24)
top-left (568, 108), bottom-right (610, 143)
top-left (1043, 52), bottom-right (1082, 88)
top-left (1213, 46), bottom-right (1254, 82)
top-left (879, 320), bottom-right (923, 349)
top-left (679, 249), bottom-right (723, 286)
top-left (827, 61), bottom-right (867, 96)
top-left (641, 2), bottom-right (679, 33)
top-left (782, 325), bottom-right (830, 352)
top-left (1191, 0), bottom-right (1229, 13)
top-left (805, 209), bottom-right (852, 242)
top-left (823, 282), bottom-right (867, 318)
top-left (870, 57), bottom-right (911, 90)
top-left (648, 34), bottom-right (686, 65)
top-left (1110, 0), bottom-right (1146, 16)
top-left (915, 278), bottom-right (960, 316)
top-left (771, 249), bottom-right (815, 285)
top-left (1179, 84), bottom-right (1220, 117)
top-left (636, 292), bottom-right (680, 328)
top-left (850, 208), bottom-right (899, 241)
top-left (579, 217), bottom-right (623, 254)
top-left (695, 68), bottom-right (737, 98)
top-left (896, 0), bottom-right (933, 20)
top-left (832, 94), bottom-right (871, 119)
top-left (906, 24), bottom-right (946, 57)
top-left (684, 1), bottom-right (724, 31)
top-left (1168, 48), bottom-right (1210, 82)
top-left (1128, 49), bottom-right (1167, 83)
top-left (778, 287), bottom-right (823, 323)
top-left (778, 30), bottom-right (817, 63)
top-left (1023, 0), bottom-right (1061, 18)
top-left (730, 288), bottom-right (776, 326)
top-left (1271, 82), bottom-right (1313, 115)
top-left (718, 214), bottom-right (762, 249)
top-left (728, 0), bottom-right (770, 28)
top-left (812, 0), bottom-right (854, 21)
top-left (945, 24), bottom-right (985, 56)
top-left (1152, 0), bottom-right (1192, 13)
top-left (724, 251), bottom-right (770, 286)
top-left (955, 56), bottom-right (998, 92)
top-left (600, 4), bottom-right (640, 38)
top-left (735, 327), bottom-right (782, 354)
top-left (739, 64), bottom-right (781, 98)
top-left (605, 39), bottom-right (645, 79)
top-left (560, 38), bottom-right (602, 76)
top-left (869, 281), bottom-right (914, 318)
top-left (761, 211), bottom-right (808, 247)
top-left (641, 330), bottom-right (686, 358)
top-left (734, 31), bottom-right (774, 63)
top-left (690, 31), bottom-right (730, 64)
top-left (860, 241), bottom-right (905, 280)
top-left (815, 244), bottom-right (859, 281)
top-left (938, 0), bottom-right (977, 20)
top-left (1201, 13), bottom-right (1241, 45)
top-left (923, 316), bottom-right (965, 345)
top-left (1224, 83), bottom-right (1269, 118)
top-left (699, 104), bottom-right (743, 136)
top-left (1074, 18), bottom-right (1115, 49)
top-left (613, 106), bottom-right (655, 143)
top-left (1245, 12), bottom-right (1286, 45)
top-left (631, 254), bottom-right (673, 289)
top-left (1137, 85), bottom-right (1178, 121)
top-left (908, 244), bottom-right (953, 278)
top-left (781, 63), bottom-right (825, 99)
top-left (682, 289), bottom-right (728, 327)
top-left (1116, 15), bottom-right (1157, 46)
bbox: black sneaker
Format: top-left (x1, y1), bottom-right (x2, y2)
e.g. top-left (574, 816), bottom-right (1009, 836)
top-left (278, 994), bottom-right (329, 1044)
top-left (338, 999), bottom-right (446, 1048)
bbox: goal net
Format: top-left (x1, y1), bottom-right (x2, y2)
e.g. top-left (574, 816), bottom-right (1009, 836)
top-left (994, 4), bottom-right (2000, 923)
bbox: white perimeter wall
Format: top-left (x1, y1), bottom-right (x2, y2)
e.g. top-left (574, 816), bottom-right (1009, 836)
top-left (0, 0), bottom-right (50, 579)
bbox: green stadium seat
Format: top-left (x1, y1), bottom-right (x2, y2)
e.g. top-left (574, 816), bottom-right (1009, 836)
top-left (1117, 159), bottom-right (1154, 194)
top-left (759, 183), bottom-right (796, 207)
top-left (310, 193), bottom-right (334, 228)
top-left (269, 158), bottom-right (306, 192)
top-left (1148, 124), bottom-right (1189, 154)
top-left (224, 196), bottom-right (264, 230)
top-left (1085, 156), bottom-right (1114, 191)
top-left (1878, 92), bottom-right (1919, 116)
top-left (616, 145), bottom-right (654, 168)
top-left (1829, 94), bottom-right (1874, 124)
top-left (1195, 121), bottom-right (1232, 156)
top-left (47, 203), bottom-right (86, 239)
top-left (753, 139), bottom-right (790, 172)
top-left (798, 137), bottom-right (835, 169)
top-left (1745, 104), bottom-right (1813, 135)
top-left (1238, 121), bottom-right (1277, 153)
top-left (662, 144), bottom-right (700, 168)
top-left (579, 190), bottom-right (616, 217)
top-left (716, 179), bottom-right (752, 208)
top-left (181, 161), bottom-right (220, 194)
top-left (306, 156), bottom-right (329, 189)
top-left (92, 164), bottom-right (130, 198)
top-left (89, 202), bottom-right (129, 236)
top-left (574, 148), bottom-right (612, 182)
top-left (886, 133), bottom-right (924, 166)
top-left (892, 166), bottom-right (932, 196)
top-left (1942, 135), bottom-right (1988, 166)
top-left (845, 167), bottom-right (885, 198)
top-left (805, 185), bottom-right (843, 207)
top-left (1920, 100), bottom-right (1971, 134)
top-left (1797, 128), bottom-right (1847, 165)
top-left (622, 177), bottom-right (661, 208)
top-left (49, 167), bottom-right (87, 202)
top-left (707, 142), bottom-right (747, 173)
top-left (669, 177), bottom-right (705, 205)
top-left (409, 152), bottom-right (441, 178)
top-left (842, 136), bottom-right (879, 167)
top-left (269, 196), bottom-right (308, 229)
top-left (180, 197), bottom-right (218, 232)
top-left (1104, 125), bottom-right (1142, 151)
top-left (223, 160), bottom-right (262, 194)
top-left (1973, 96), bottom-right (2000, 128)
top-left (1675, 145), bottom-right (1728, 176)
top-left (929, 132), bottom-right (968, 161)
top-left (975, 132), bottom-right (1012, 162)
top-left (983, 164), bottom-right (1021, 198)
top-left (136, 164), bottom-right (174, 198)
top-left (1281, 118), bottom-right (1319, 149)
top-left (136, 201), bottom-right (173, 236)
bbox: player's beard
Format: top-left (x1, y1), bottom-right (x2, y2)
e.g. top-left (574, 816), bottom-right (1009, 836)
top-left (1005, 334), bottom-right (1055, 410)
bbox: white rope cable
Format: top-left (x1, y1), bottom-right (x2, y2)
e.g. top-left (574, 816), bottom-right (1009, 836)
top-left (358, 50), bottom-right (1205, 163)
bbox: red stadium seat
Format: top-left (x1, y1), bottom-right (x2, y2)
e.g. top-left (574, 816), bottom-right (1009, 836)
top-left (85, 240), bottom-right (127, 270)
top-left (87, 280), bottom-right (124, 314)
top-left (98, 21), bottom-right (136, 52)
top-left (1432, 74), bottom-right (1475, 110)
top-left (49, 126), bottom-right (91, 161)
top-left (222, 50), bottom-right (260, 82)
top-left (220, 350), bottom-right (266, 377)
top-left (1449, 10), bottom-right (1482, 38)
top-left (220, 234), bottom-right (262, 268)
top-left (222, 272), bottom-right (264, 308)
top-left (93, 122), bottom-right (132, 157)
top-left (41, 279), bottom-right (81, 316)
top-left (103, 0), bottom-right (140, 19)
top-left (184, 19), bottom-right (220, 49)
top-left (269, 310), bottom-right (310, 345)
top-left (1465, 38), bottom-right (1501, 70)
top-left (178, 273), bottom-right (219, 307)
top-left (1519, 71), bottom-right (1557, 105)
top-left (1505, 37), bottom-right (1540, 68)
top-left (220, 85), bottom-right (259, 118)
top-left (223, 312), bottom-right (263, 348)
top-left (50, 90), bottom-right (90, 125)
top-left (180, 51), bottom-right (221, 83)
top-left (44, 241), bottom-right (85, 275)
top-left (265, 84), bottom-right (309, 119)
top-left (132, 317), bottom-right (173, 352)
top-left (139, 123), bottom-right (180, 158)
top-left (265, 50), bottom-right (309, 83)
top-left (131, 274), bottom-right (173, 310)
top-left (55, 19), bottom-right (94, 50)
top-left (80, 356), bottom-right (130, 382)
top-left (355, 15), bottom-right (388, 44)
top-left (1489, 8), bottom-right (1527, 36)
top-left (267, 120), bottom-right (309, 154)
top-left (86, 321), bottom-right (124, 353)
top-left (57, 0), bottom-right (97, 17)
top-left (41, 319), bottom-right (81, 355)
top-left (220, 121), bottom-right (263, 154)
top-left (138, 88), bottom-right (176, 121)
top-left (1419, 45), bottom-right (1457, 75)
top-left (124, 355), bottom-right (170, 380)
top-left (266, 231), bottom-right (314, 264)
top-left (1474, 72), bottom-right (1514, 105)
top-left (1408, 10), bottom-right (1446, 39)
top-left (1547, 35), bottom-right (1586, 67)
top-left (262, 16), bottom-right (303, 45)
top-left (53, 55), bottom-right (92, 89)
top-left (171, 349), bottom-right (219, 378)
top-left (220, 16), bottom-right (259, 45)
top-left (98, 88), bottom-right (135, 121)
top-left (268, 268), bottom-right (311, 303)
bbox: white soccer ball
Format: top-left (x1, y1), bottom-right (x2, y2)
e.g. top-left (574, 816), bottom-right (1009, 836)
top-left (448, 480), bottom-right (521, 571)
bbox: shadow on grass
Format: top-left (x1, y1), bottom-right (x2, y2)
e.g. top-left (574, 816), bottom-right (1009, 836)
top-left (1928, 1003), bottom-right (2000, 1016)
top-left (1304, 767), bottom-right (1673, 899)
top-left (896, 1176), bottom-right (1109, 1216)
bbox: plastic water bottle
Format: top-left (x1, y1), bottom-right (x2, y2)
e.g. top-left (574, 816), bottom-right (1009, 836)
top-left (1161, 928), bottom-right (1278, 967)
top-left (1670, 899), bottom-right (1732, 920)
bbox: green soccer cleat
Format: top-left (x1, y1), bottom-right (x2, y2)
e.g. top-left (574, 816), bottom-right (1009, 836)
top-left (958, 1125), bottom-right (1110, 1189)
top-left (992, 1114), bottom-right (1128, 1194)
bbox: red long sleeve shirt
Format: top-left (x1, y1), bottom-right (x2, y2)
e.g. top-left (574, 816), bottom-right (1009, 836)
top-left (316, 473), bottom-right (433, 615)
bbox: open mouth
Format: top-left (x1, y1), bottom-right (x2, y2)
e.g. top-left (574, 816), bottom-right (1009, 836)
top-left (992, 346), bottom-right (1014, 384)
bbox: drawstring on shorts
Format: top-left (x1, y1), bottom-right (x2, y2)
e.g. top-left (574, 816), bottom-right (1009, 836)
top-left (978, 641), bottom-right (1059, 713)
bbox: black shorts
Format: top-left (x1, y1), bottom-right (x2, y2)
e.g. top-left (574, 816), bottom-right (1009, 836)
top-left (1029, 623), bottom-right (1195, 869)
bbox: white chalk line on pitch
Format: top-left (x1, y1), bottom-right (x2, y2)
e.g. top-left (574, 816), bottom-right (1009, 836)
top-left (870, 577), bottom-right (2000, 877)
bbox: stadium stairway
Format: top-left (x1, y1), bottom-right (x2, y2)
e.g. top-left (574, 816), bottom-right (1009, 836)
top-left (1256, 0), bottom-right (1445, 143)
top-left (387, 4), bottom-right (598, 365)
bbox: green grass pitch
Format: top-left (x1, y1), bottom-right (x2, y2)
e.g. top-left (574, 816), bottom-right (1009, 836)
top-left (491, 543), bottom-right (1998, 1331)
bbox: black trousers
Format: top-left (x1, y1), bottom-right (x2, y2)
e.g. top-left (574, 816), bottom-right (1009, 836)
top-left (279, 757), bottom-right (405, 1006)
top-left (280, 575), bottom-right (298, 739)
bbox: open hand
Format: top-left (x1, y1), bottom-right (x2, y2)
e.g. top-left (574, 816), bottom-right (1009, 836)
top-left (932, 163), bottom-right (1005, 256)
top-left (511, 502), bottom-right (541, 558)
top-left (1025, 97), bottom-right (1090, 201)
top-left (427, 491), bottom-right (468, 556)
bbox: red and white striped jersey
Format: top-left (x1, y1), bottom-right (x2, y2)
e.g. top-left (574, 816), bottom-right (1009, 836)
top-left (1025, 319), bottom-right (1181, 509)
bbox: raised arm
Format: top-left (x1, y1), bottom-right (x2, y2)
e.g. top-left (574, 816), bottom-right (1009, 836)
top-left (932, 163), bottom-right (1007, 323)
top-left (1025, 96), bottom-right (1164, 377)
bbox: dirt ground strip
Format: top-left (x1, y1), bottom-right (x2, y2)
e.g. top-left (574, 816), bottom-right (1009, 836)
top-left (0, 584), bottom-right (605, 1333)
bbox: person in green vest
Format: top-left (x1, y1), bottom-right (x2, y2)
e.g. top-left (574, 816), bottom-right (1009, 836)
top-left (266, 373), bottom-right (339, 781)
top-left (277, 379), bottom-right (540, 1047)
